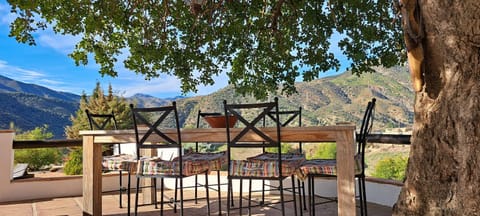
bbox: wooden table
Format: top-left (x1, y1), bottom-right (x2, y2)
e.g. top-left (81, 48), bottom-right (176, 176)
top-left (79, 126), bottom-right (356, 216)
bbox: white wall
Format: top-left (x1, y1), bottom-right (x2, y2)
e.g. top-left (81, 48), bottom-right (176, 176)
top-left (0, 131), bottom-right (133, 203)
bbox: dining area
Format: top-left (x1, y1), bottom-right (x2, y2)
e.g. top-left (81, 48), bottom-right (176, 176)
top-left (78, 97), bottom-right (368, 216)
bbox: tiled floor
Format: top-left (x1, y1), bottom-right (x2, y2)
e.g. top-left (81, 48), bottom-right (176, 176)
top-left (0, 190), bottom-right (392, 216)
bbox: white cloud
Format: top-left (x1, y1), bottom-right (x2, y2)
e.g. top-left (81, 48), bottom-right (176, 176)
top-left (0, 3), bottom-right (15, 25)
top-left (0, 59), bottom-right (73, 90)
top-left (114, 75), bottom-right (183, 97)
top-left (37, 31), bottom-right (80, 54)
top-left (0, 61), bottom-right (46, 81)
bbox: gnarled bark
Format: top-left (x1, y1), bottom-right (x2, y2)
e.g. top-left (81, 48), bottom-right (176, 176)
top-left (393, 0), bottom-right (480, 215)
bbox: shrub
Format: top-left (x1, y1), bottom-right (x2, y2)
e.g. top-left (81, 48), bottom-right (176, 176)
top-left (308, 143), bottom-right (336, 159)
top-left (265, 143), bottom-right (297, 154)
top-left (371, 155), bottom-right (408, 181)
top-left (64, 148), bottom-right (83, 175)
top-left (14, 148), bottom-right (62, 171)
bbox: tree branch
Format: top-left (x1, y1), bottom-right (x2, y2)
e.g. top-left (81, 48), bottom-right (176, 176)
top-left (271, 0), bottom-right (285, 31)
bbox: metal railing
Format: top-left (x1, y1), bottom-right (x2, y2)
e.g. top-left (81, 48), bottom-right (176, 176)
top-left (12, 139), bottom-right (82, 149)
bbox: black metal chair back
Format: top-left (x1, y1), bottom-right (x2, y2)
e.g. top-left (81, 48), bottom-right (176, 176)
top-left (85, 109), bottom-right (119, 154)
top-left (263, 107), bottom-right (302, 152)
top-left (86, 110), bottom-right (118, 130)
top-left (265, 107), bottom-right (302, 127)
top-left (224, 97), bottom-right (281, 149)
top-left (357, 98), bottom-right (376, 175)
top-left (129, 103), bottom-right (182, 160)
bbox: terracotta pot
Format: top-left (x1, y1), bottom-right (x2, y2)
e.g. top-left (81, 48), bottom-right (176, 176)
top-left (203, 115), bottom-right (237, 128)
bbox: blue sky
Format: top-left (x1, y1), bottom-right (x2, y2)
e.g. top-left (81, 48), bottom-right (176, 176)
top-left (0, 2), bottom-right (346, 99)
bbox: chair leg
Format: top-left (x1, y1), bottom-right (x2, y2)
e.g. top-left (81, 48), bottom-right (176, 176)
top-left (134, 177), bottom-right (140, 216)
top-left (195, 174), bottom-right (199, 204)
top-left (217, 171), bottom-right (222, 216)
top-left (154, 178), bottom-right (158, 209)
top-left (205, 172), bottom-right (211, 216)
top-left (358, 177), bottom-right (364, 216)
top-left (227, 178), bottom-right (232, 216)
top-left (301, 180), bottom-right (307, 210)
top-left (309, 176), bottom-right (315, 216)
top-left (230, 179), bottom-right (235, 207)
top-left (248, 179), bottom-right (252, 215)
top-left (127, 172), bottom-right (131, 216)
top-left (119, 170), bottom-right (123, 208)
top-left (291, 176), bottom-right (298, 216)
top-left (361, 176), bottom-right (368, 216)
top-left (261, 179), bottom-right (265, 205)
top-left (174, 178), bottom-right (178, 213)
top-left (161, 178), bottom-right (164, 216)
top-left (180, 177), bottom-right (184, 216)
top-left (279, 178), bottom-right (286, 216)
top-left (297, 178), bottom-right (303, 216)
top-left (239, 178), bottom-right (243, 215)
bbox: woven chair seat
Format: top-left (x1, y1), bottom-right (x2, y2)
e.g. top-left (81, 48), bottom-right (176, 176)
top-left (102, 154), bottom-right (137, 172)
top-left (297, 155), bottom-right (363, 180)
top-left (136, 157), bottom-right (210, 177)
top-left (230, 153), bottom-right (305, 178)
top-left (247, 152), bottom-right (305, 163)
top-left (181, 151), bottom-right (227, 171)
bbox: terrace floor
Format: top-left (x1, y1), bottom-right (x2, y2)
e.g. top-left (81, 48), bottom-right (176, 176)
top-left (0, 189), bottom-right (393, 215)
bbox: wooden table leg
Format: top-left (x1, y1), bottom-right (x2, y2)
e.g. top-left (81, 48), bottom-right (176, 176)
top-left (141, 148), bottom-right (158, 204)
top-left (336, 128), bottom-right (356, 216)
top-left (83, 135), bottom-right (103, 215)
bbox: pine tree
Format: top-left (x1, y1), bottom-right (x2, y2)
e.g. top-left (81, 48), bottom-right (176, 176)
top-left (63, 82), bottom-right (133, 175)
top-left (64, 82), bottom-right (132, 139)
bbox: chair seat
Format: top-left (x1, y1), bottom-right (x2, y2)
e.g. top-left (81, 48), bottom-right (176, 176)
top-left (247, 152), bottom-right (305, 163)
top-left (136, 157), bottom-right (210, 177)
top-left (230, 153), bottom-right (305, 178)
top-left (102, 154), bottom-right (137, 172)
top-left (298, 155), bottom-right (363, 179)
top-left (181, 151), bottom-right (227, 171)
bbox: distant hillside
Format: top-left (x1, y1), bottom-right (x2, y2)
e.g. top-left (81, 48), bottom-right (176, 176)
top-left (0, 66), bottom-right (414, 138)
top-left (0, 92), bottom-right (78, 138)
top-left (176, 66), bottom-right (414, 131)
top-left (0, 75), bottom-right (80, 102)
top-left (128, 93), bottom-right (173, 107)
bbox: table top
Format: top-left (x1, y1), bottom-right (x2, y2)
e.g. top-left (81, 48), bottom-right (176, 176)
top-left (79, 125), bottom-right (355, 143)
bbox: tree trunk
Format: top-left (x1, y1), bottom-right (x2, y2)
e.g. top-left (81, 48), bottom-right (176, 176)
top-left (393, 0), bottom-right (480, 215)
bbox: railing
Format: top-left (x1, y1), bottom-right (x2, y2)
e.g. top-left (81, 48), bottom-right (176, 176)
top-left (12, 139), bottom-right (82, 149)
top-left (367, 134), bottom-right (411, 145)
top-left (11, 134), bottom-right (411, 149)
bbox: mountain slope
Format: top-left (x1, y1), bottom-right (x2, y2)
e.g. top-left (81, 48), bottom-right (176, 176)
top-left (176, 66), bottom-right (414, 131)
top-left (0, 75), bottom-right (80, 102)
top-left (0, 66), bottom-right (414, 138)
top-left (0, 92), bottom-right (78, 138)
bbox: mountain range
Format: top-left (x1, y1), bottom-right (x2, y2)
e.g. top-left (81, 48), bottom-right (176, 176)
top-left (0, 66), bottom-right (414, 139)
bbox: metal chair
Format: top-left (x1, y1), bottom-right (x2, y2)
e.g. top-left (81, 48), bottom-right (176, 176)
top-left (130, 103), bottom-right (212, 216)
top-left (224, 97), bottom-right (304, 216)
top-left (174, 110), bottom-right (228, 216)
top-left (257, 107), bottom-right (307, 214)
top-left (85, 109), bottom-right (136, 215)
top-left (299, 98), bottom-right (376, 216)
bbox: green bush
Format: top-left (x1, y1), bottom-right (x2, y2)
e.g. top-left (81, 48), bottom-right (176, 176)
top-left (308, 143), bottom-right (336, 159)
top-left (64, 148), bottom-right (83, 175)
top-left (371, 155), bottom-right (408, 181)
top-left (265, 143), bottom-right (297, 154)
top-left (14, 148), bottom-right (62, 171)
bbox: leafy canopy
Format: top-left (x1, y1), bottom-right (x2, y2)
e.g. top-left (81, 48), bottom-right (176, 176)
top-left (7, 0), bottom-right (405, 99)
